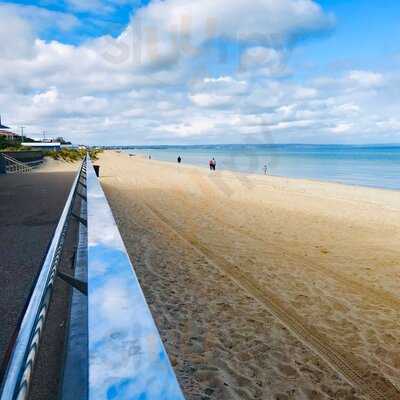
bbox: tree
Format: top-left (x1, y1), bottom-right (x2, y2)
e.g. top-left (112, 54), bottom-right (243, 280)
top-left (55, 136), bottom-right (72, 145)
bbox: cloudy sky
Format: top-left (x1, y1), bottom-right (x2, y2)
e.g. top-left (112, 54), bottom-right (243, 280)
top-left (1, 0), bottom-right (400, 145)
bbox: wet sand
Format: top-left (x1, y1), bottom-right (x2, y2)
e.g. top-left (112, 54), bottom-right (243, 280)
top-left (98, 150), bottom-right (400, 400)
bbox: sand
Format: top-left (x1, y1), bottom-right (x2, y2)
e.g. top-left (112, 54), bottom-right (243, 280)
top-left (97, 150), bottom-right (400, 400)
top-left (33, 157), bottom-right (80, 173)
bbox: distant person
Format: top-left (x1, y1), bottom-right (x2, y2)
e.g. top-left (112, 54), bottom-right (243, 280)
top-left (263, 163), bottom-right (268, 175)
top-left (148, 155), bottom-right (151, 160)
top-left (209, 158), bottom-right (216, 171)
top-left (177, 156), bottom-right (182, 163)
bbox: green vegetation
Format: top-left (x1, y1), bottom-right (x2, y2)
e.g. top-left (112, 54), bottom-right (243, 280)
top-left (0, 137), bottom-right (23, 151)
top-left (0, 135), bottom-right (102, 162)
top-left (0, 135), bottom-right (35, 151)
top-left (45, 148), bottom-right (102, 162)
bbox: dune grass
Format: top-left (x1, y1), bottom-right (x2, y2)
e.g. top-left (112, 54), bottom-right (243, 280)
top-left (45, 148), bottom-right (103, 162)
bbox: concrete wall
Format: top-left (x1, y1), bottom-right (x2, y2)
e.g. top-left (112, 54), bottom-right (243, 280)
top-left (0, 155), bottom-right (5, 174)
top-left (2, 151), bottom-right (43, 163)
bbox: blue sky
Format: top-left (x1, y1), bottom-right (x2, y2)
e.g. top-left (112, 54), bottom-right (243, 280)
top-left (296, 0), bottom-right (400, 73)
top-left (0, 0), bottom-right (140, 42)
top-left (1, 0), bottom-right (400, 144)
top-left (5, 0), bottom-right (399, 68)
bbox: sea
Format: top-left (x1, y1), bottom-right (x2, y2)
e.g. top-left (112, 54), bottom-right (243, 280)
top-left (120, 144), bottom-right (400, 191)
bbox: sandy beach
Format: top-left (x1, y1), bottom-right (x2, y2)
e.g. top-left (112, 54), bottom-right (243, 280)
top-left (33, 157), bottom-right (80, 173)
top-left (97, 150), bottom-right (400, 400)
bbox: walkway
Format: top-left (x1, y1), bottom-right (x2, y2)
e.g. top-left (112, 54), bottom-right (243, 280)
top-left (0, 170), bottom-right (78, 399)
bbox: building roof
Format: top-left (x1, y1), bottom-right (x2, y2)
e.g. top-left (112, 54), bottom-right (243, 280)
top-left (21, 142), bottom-right (61, 147)
top-left (0, 116), bottom-right (10, 130)
top-left (0, 130), bottom-right (17, 136)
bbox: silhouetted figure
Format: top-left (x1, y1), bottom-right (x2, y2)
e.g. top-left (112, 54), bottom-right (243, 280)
top-left (177, 156), bottom-right (182, 163)
top-left (209, 158), bottom-right (216, 171)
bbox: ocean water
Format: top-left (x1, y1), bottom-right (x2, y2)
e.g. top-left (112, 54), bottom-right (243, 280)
top-left (121, 145), bottom-right (400, 190)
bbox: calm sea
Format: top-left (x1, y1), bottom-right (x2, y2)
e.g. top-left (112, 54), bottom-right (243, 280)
top-left (121, 144), bottom-right (400, 190)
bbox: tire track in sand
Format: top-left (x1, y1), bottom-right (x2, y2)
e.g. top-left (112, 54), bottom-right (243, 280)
top-left (140, 199), bottom-right (400, 400)
top-left (172, 182), bottom-right (400, 311)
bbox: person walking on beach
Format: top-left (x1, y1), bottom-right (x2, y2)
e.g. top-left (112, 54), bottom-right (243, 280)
top-left (263, 162), bottom-right (268, 175)
top-left (177, 155), bottom-right (182, 164)
top-left (209, 158), bottom-right (216, 171)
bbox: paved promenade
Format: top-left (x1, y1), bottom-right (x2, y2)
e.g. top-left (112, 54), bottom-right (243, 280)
top-left (0, 170), bottom-right (78, 399)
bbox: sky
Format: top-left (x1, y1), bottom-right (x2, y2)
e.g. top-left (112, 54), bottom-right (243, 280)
top-left (1, 0), bottom-right (400, 145)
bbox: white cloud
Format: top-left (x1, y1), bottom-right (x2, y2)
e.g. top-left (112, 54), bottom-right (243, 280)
top-left (347, 70), bottom-right (384, 88)
top-left (158, 118), bottom-right (217, 137)
top-left (241, 47), bottom-right (290, 77)
top-left (134, 0), bottom-right (333, 46)
top-left (0, 7), bottom-right (36, 59)
top-left (330, 123), bottom-right (353, 134)
top-left (33, 87), bottom-right (59, 105)
top-left (0, 4), bottom-right (80, 36)
top-left (189, 93), bottom-right (233, 108)
top-left (0, 1), bottom-right (399, 144)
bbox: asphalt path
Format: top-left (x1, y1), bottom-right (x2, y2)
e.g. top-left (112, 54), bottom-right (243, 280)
top-left (0, 170), bottom-right (79, 399)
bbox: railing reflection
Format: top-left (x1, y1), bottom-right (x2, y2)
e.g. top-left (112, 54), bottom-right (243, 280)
top-left (86, 156), bottom-right (185, 399)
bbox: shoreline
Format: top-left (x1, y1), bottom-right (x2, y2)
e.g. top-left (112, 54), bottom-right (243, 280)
top-left (123, 152), bottom-right (400, 212)
top-left (97, 150), bottom-right (400, 399)
top-left (125, 150), bottom-right (400, 193)
top-left (119, 144), bottom-right (400, 192)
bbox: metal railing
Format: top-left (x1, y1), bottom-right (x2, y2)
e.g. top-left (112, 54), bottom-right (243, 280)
top-left (2, 154), bottom-right (33, 174)
top-left (25, 160), bottom-right (43, 168)
top-left (85, 156), bottom-right (185, 399)
top-left (0, 156), bottom-right (185, 400)
top-left (0, 159), bottom-right (86, 400)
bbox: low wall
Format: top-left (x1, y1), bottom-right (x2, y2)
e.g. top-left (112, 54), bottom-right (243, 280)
top-left (0, 155), bottom-right (5, 174)
top-left (2, 151), bottom-right (44, 163)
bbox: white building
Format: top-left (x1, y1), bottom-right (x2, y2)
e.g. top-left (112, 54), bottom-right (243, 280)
top-left (21, 142), bottom-right (61, 151)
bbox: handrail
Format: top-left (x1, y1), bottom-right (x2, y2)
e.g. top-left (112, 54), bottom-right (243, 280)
top-left (25, 160), bottom-right (43, 167)
top-left (2, 154), bottom-right (32, 174)
top-left (2, 154), bottom-right (30, 168)
top-left (1, 156), bottom-right (185, 399)
top-left (86, 156), bottom-right (185, 399)
top-left (0, 158), bottom-right (85, 400)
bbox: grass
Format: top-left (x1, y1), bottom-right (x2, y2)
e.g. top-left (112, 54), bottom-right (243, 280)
top-left (1, 137), bottom-right (103, 162)
top-left (0, 136), bottom-right (36, 151)
top-left (0, 140), bottom-right (24, 152)
top-left (45, 148), bottom-right (103, 162)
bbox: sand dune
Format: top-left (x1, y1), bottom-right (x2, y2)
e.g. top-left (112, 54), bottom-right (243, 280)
top-left (34, 157), bottom-right (80, 173)
top-left (98, 150), bottom-right (400, 400)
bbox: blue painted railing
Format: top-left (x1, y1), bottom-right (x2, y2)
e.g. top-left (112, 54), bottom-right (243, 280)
top-left (86, 157), bottom-right (185, 399)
